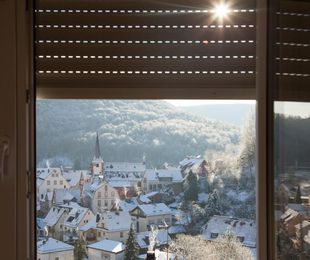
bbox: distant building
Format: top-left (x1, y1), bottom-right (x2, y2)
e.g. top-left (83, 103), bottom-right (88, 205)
top-left (130, 203), bottom-right (172, 232)
top-left (142, 168), bottom-right (183, 194)
top-left (95, 210), bottom-right (132, 243)
top-left (37, 168), bottom-right (70, 201)
top-left (281, 207), bottom-right (305, 236)
top-left (179, 155), bottom-right (208, 178)
top-left (37, 238), bottom-right (74, 260)
top-left (62, 205), bottom-right (94, 243)
top-left (202, 215), bottom-right (256, 248)
top-left (85, 180), bottom-right (120, 214)
top-left (136, 229), bottom-right (171, 250)
top-left (44, 206), bottom-right (70, 240)
top-left (87, 239), bottom-right (125, 260)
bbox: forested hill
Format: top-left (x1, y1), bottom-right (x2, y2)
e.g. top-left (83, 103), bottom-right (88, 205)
top-left (36, 100), bottom-right (240, 168)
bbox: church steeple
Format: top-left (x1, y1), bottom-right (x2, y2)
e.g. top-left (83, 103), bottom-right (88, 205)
top-left (94, 131), bottom-right (102, 159)
top-left (91, 131), bottom-right (104, 176)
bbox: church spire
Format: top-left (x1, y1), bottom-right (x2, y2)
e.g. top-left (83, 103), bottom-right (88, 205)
top-left (94, 131), bottom-right (101, 159)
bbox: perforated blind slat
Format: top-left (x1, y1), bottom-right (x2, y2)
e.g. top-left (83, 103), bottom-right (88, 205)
top-left (276, 0), bottom-right (310, 101)
top-left (35, 0), bottom-right (256, 92)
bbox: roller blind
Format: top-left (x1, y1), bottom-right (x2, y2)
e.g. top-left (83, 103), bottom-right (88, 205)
top-left (35, 0), bottom-right (256, 98)
top-left (276, 0), bottom-right (310, 101)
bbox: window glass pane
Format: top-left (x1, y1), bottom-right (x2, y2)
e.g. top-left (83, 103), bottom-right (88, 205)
top-left (36, 99), bottom-right (256, 259)
top-left (274, 102), bottom-right (310, 259)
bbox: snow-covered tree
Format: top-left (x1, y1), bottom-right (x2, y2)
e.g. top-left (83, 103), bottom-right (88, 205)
top-left (170, 234), bottom-right (253, 260)
top-left (184, 171), bottom-right (199, 202)
top-left (74, 240), bottom-right (87, 260)
top-left (205, 190), bottom-right (221, 220)
top-left (125, 225), bottom-right (139, 260)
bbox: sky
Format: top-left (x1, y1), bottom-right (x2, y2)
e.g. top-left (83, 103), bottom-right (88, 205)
top-left (166, 100), bottom-right (310, 118)
top-left (165, 100), bottom-right (255, 107)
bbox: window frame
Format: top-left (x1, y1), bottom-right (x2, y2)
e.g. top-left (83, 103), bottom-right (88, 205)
top-left (21, 0), bottom-right (279, 259)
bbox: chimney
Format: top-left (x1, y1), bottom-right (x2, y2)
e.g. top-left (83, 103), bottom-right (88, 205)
top-left (146, 251), bottom-right (155, 260)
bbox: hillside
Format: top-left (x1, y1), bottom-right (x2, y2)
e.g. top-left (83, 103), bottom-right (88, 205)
top-left (36, 100), bottom-right (240, 168)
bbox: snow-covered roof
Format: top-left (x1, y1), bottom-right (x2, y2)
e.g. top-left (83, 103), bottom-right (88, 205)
top-left (119, 199), bottom-right (139, 212)
top-left (144, 169), bottom-right (183, 183)
top-left (36, 218), bottom-right (45, 230)
top-left (139, 192), bottom-right (159, 204)
top-left (37, 238), bottom-right (74, 254)
top-left (179, 156), bottom-right (204, 168)
top-left (133, 203), bottom-right (172, 217)
top-left (202, 215), bottom-right (256, 248)
top-left (44, 206), bottom-right (67, 227)
top-left (79, 215), bottom-right (97, 232)
top-left (168, 225), bottom-right (186, 234)
top-left (137, 229), bottom-right (171, 249)
top-left (53, 189), bottom-right (74, 205)
top-left (108, 180), bottom-right (132, 188)
top-left (38, 168), bottom-right (62, 180)
top-left (281, 208), bottom-right (300, 223)
top-left (63, 206), bottom-right (92, 228)
top-left (295, 220), bottom-right (310, 230)
top-left (87, 239), bottom-right (125, 253)
top-left (63, 170), bottom-right (86, 187)
top-left (104, 162), bottom-right (146, 173)
top-left (97, 211), bottom-right (131, 232)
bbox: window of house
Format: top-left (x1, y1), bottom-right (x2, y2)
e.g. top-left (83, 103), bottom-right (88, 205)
top-left (97, 200), bottom-right (101, 207)
top-left (46, 180), bottom-right (50, 185)
top-left (211, 233), bottom-right (219, 239)
top-left (120, 232), bottom-right (123, 238)
top-left (98, 192), bottom-right (101, 198)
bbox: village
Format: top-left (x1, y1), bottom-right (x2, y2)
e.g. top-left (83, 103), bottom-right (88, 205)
top-left (36, 133), bottom-right (310, 260)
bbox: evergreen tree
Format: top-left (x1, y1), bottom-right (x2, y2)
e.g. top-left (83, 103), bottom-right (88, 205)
top-left (205, 190), bottom-right (221, 221)
top-left (295, 185), bottom-right (302, 204)
top-left (125, 225), bottom-right (139, 260)
top-left (74, 239), bottom-right (87, 260)
top-left (184, 171), bottom-right (199, 201)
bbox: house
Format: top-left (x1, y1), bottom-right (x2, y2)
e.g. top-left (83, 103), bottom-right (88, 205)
top-left (280, 207), bottom-right (304, 236)
top-left (202, 216), bottom-right (256, 248)
top-left (85, 180), bottom-right (120, 214)
top-left (79, 215), bottom-right (98, 244)
top-left (63, 170), bottom-right (90, 189)
top-left (62, 204), bottom-right (94, 243)
top-left (130, 203), bottom-right (172, 232)
top-left (37, 238), bottom-right (74, 260)
top-left (87, 239), bottom-right (125, 260)
top-left (51, 189), bottom-right (75, 206)
top-left (95, 211), bottom-right (132, 243)
top-left (179, 155), bottom-right (209, 178)
top-left (136, 229), bottom-right (171, 250)
top-left (295, 220), bottom-right (310, 239)
top-left (44, 206), bottom-right (70, 240)
top-left (37, 168), bottom-right (70, 201)
top-left (105, 162), bottom-right (146, 192)
top-left (142, 169), bottom-right (183, 194)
